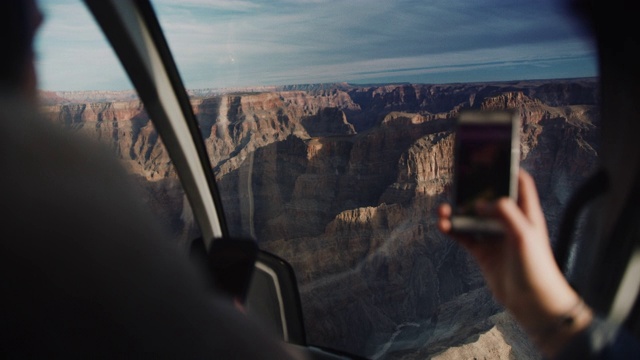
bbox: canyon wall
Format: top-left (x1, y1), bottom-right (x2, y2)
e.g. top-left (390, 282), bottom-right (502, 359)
top-left (40, 78), bottom-right (600, 359)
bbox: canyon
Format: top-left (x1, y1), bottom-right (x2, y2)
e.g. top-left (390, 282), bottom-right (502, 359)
top-left (40, 78), bottom-right (600, 359)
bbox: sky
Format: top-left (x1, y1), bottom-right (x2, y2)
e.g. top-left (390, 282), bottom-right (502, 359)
top-left (35, 0), bottom-right (598, 92)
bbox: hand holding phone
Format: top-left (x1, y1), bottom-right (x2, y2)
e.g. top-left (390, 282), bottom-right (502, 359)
top-left (451, 109), bottom-right (520, 235)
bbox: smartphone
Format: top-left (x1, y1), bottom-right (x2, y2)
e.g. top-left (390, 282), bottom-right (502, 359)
top-left (451, 109), bottom-right (520, 234)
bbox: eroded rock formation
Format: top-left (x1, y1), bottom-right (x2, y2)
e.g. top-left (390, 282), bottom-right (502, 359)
top-left (39, 78), bottom-right (599, 359)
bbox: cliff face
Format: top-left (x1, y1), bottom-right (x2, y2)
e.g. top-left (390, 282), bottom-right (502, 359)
top-left (39, 78), bottom-right (600, 359)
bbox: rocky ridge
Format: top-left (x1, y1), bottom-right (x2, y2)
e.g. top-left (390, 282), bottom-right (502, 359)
top-left (40, 78), bottom-right (600, 359)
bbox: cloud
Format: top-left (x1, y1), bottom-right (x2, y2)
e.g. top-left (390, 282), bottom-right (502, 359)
top-left (35, 0), bottom-right (596, 91)
top-left (231, 38), bottom-right (595, 86)
top-left (34, 1), bottom-right (131, 90)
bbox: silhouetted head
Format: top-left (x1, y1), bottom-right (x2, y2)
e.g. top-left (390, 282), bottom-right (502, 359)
top-left (0, 0), bottom-right (43, 97)
top-left (566, 0), bottom-right (638, 79)
top-left (567, 0), bottom-right (640, 273)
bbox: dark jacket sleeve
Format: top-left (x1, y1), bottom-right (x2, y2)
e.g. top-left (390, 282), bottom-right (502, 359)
top-left (555, 316), bottom-right (640, 359)
top-left (0, 95), bottom-right (305, 359)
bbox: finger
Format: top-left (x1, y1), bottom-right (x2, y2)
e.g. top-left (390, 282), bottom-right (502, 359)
top-left (494, 197), bottom-right (531, 247)
top-left (436, 203), bottom-right (478, 249)
top-left (517, 170), bottom-right (547, 230)
top-left (437, 203), bottom-right (452, 234)
top-left (438, 203), bottom-right (452, 217)
top-left (438, 218), bottom-right (452, 235)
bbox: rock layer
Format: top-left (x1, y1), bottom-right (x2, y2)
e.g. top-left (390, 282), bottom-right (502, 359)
top-left (39, 78), bottom-right (600, 358)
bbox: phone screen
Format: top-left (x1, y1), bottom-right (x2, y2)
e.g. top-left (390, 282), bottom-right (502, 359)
top-left (452, 110), bottom-right (519, 233)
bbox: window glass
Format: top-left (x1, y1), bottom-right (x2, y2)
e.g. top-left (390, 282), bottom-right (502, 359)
top-left (36, 0), bottom-right (600, 358)
top-left (152, 0), bottom-right (599, 358)
top-left (35, 0), bottom-right (200, 245)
